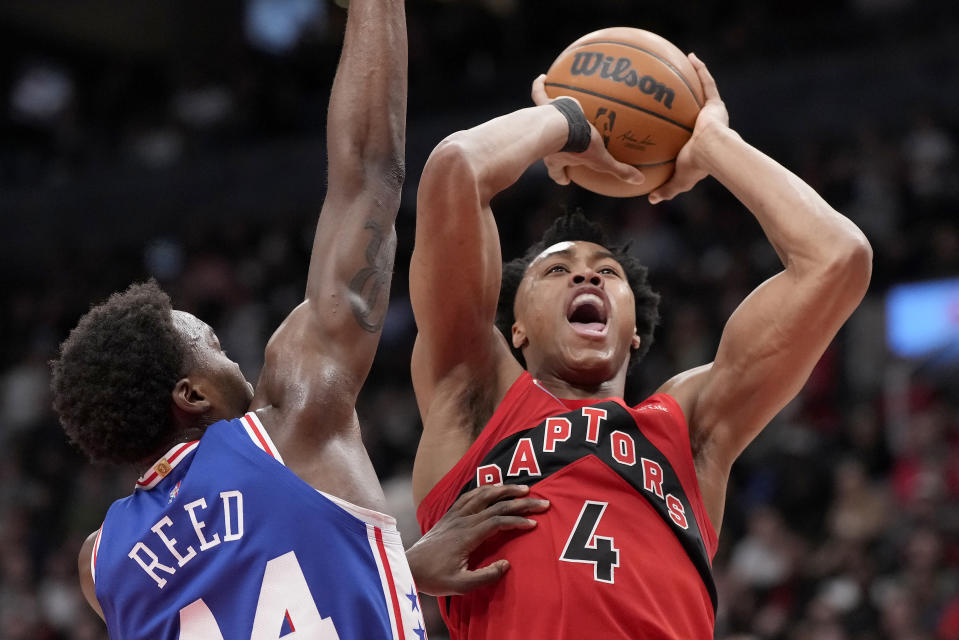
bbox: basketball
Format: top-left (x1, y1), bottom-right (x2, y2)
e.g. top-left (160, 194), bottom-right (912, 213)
top-left (544, 27), bottom-right (705, 197)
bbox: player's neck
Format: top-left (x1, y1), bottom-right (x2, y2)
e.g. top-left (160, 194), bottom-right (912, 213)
top-left (135, 427), bottom-right (207, 476)
top-left (531, 370), bottom-right (626, 402)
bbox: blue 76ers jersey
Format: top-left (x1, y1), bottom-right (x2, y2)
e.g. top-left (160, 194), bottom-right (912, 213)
top-left (91, 412), bottom-right (427, 639)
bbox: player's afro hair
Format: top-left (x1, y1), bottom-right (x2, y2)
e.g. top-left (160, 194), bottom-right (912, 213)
top-left (495, 211), bottom-right (660, 372)
top-left (50, 280), bottom-right (187, 465)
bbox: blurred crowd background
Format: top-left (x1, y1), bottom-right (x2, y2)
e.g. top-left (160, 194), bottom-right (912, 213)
top-left (1, 0), bottom-right (958, 638)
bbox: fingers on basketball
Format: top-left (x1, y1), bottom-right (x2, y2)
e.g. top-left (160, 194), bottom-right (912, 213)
top-left (688, 54), bottom-right (719, 101)
top-left (542, 27), bottom-right (704, 197)
top-left (545, 158), bottom-right (571, 185)
top-left (531, 74), bottom-right (549, 104)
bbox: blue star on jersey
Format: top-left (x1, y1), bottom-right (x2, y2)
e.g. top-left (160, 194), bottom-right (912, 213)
top-left (413, 621), bottom-right (427, 640)
top-left (405, 584), bottom-right (426, 638)
top-left (406, 586), bottom-right (420, 612)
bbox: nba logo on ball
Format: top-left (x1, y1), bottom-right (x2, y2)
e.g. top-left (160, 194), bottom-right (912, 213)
top-left (545, 27), bottom-right (705, 197)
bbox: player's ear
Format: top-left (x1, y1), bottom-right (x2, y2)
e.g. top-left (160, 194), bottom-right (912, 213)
top-left (512, 321), bottom-right (528, 350)
top-left (172, 377), bottom-right (211, 415)
top-left (631, 329), bottom-right (641, 350)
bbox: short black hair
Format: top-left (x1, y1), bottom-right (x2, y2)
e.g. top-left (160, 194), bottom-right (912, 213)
top-left (50, 280), bottom-right (187, 465)
top-left (495, 211), bottom-right (660, 372)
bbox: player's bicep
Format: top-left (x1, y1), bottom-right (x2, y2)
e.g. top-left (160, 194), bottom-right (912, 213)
top-left (312, 192), bottom-right (399, 327)
top-left (262, 192), bottom-right (402, 389)
top-left (693, 262), bottom-right (867, 461)
top-left (298, 194), bottom-right (399, 369)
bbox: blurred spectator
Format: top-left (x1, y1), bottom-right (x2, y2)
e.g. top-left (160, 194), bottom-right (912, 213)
top-left (902, 114), bottom-right (956, 203)
top-left (827, 458), bottom-right (889, 544)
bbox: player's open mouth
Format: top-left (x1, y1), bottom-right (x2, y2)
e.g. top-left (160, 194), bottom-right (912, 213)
top-left (567, 292), bottom-right (609, 337)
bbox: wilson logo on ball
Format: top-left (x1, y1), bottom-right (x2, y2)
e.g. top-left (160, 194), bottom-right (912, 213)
top-left (569, 51), bottom-right (676, 109)
top-left (544, 27), bottom-right (704, 197)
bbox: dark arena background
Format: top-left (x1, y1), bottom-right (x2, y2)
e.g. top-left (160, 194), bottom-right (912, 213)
top-left (1, 1), bottom-right (958, 638)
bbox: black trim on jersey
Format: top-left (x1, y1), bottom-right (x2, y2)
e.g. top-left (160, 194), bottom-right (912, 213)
top-left (455, 400), bottom-right (718, 611)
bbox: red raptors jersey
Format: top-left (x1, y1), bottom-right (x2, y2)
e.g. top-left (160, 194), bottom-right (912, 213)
top-left (417, 373), bottom-right (718, 640)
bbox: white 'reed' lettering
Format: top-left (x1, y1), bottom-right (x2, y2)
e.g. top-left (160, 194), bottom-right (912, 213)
top-left (183, 498), bottom-right (221, 551)
top-left (129, 542), bottom-right (176, 589)
top-left (221, 490), bottom-right (244, 541)
top-left (151, 516), bottom-right (197, 567)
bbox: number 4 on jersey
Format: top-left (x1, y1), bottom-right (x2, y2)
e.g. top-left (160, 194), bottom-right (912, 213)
top-left (560, 501), bottom-right (620, 584)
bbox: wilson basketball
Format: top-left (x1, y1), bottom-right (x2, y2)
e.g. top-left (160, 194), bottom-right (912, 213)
top-left (544, 27), bottom-right (704, 197)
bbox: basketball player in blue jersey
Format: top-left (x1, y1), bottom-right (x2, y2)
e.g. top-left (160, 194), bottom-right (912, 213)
top-left (48, 0), bottom-right (547, 637)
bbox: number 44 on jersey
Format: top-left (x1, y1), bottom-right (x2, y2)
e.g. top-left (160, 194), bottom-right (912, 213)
top-left (179, 551), bottom-right (341, 639)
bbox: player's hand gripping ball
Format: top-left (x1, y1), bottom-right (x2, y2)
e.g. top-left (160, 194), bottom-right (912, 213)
top-left (545, 27), bottom-right (705, 197)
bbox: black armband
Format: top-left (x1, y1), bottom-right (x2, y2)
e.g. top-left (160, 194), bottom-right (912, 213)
top-left (551, 97), bottom-right (591, 154)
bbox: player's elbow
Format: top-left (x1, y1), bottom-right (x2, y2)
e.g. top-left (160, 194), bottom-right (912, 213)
top-left (420, 135), bottom-right (483, 208)
top-left (826, 223), bottom-right (873, 302)
top-left (425, 134), bottom-right (481, 184)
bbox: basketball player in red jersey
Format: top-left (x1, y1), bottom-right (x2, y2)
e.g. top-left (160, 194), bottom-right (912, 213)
top-left (50, 0), bottom-right (547, 633)
top-left (410, 54), bottom-right (872, 638)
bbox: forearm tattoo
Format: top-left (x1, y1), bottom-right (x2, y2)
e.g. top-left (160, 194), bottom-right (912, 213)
top-left (348, 219), bottom-right (396, 333)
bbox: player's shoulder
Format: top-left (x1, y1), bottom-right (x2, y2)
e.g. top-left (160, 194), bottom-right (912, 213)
top-left (654, 363), bottom-right (713, 397)
top-left (652, 363), bottom-right (713, 418)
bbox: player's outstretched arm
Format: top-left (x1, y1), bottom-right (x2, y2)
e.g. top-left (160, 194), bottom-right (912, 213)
top-left (406, 484), bottom-right (549, 596)
top-left (658, 55), bottom-right (873, 531)
top-left (253, 0), bottom-right (407, 428)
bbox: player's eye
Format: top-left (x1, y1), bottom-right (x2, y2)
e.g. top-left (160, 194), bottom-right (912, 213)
top-left (598, 266), bottom-right (620, 276)
top-left (546, 264), bottom-right (569, 274)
